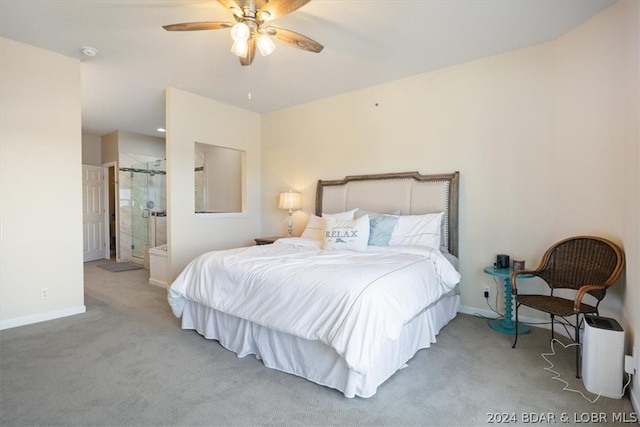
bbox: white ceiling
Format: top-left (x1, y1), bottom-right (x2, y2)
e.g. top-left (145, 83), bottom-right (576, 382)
top-left (0, 0), bottom-right (618, 138)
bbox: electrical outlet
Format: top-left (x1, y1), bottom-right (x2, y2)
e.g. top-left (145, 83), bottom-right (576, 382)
top-left (625, 355), bottom-right (635, 374)
top-left (40, 288), bottom-right (49, 300)
top-left (483, 286), bottom-right (490, 298)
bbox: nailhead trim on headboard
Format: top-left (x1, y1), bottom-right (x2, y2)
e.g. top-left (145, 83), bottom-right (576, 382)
top-left (316, 171), bottom-right (460, 257)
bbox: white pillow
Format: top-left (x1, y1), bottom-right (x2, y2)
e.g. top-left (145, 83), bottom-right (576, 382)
top-left (322, 208), bottom-right (358, 220)
top-left (301, 209), bottom-right (360, 241)
top-left (389, 212), bottom-right (443, 249)
top-left (323, 215), bottom-right (370, 251)
top-left (301, 214), bottom-right (325, 241)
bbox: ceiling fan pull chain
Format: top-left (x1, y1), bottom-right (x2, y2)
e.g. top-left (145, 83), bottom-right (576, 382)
top-left (247, 63), bottom-right (252, 100)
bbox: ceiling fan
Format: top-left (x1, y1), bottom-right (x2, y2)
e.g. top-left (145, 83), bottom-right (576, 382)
top-left (163, 0), bottom-right (324, 66)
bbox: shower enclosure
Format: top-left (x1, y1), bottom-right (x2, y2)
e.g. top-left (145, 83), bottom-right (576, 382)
top-left (119, 157), bottom-right (166, 263)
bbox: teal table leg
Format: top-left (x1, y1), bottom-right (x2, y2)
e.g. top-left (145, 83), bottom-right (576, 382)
top-left (488, 277), bottom-right (531, 335)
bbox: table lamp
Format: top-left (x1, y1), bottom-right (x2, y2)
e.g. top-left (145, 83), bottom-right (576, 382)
top-left (278, 191), bottom-right (302, 236)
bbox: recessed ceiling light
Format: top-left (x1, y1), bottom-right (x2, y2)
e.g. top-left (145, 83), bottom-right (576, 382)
top-left (80, 46), bottom-right (98, 57)
top-left (157, 128), bottom-right (166, 133)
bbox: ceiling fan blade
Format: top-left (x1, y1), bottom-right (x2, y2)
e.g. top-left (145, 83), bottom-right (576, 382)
top-left (266, 26), bottom-right (323, 53)
top-left (239, 37), bottom-right (256, 66)
top-left (163, 21), bottom-right (232, 31)
top-left (256, 0), bottom-right (310, 21)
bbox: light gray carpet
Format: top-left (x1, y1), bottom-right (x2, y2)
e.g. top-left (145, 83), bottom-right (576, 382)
top-left (0, 260), bottom-right (635, 426)
top-left (97, 262), bottom-right (142, 272)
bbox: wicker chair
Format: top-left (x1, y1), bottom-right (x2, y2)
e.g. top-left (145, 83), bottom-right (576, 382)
top-left (511, 235), bottom-right (625, 378)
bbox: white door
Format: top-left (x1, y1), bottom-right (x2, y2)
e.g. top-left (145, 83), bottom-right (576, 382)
top-left (82, 165), bottom-right (107, 262)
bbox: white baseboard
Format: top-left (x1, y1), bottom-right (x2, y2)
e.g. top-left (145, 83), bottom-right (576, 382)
top-left (459, 304), bottom-right (551, 329)
top-left (148, 278), bottom-right (168, 289)
top-left (630, 385), bottom-right (639, 418)
top-left (0, 305), bottom-right (86, 330)
top-left (458, 304), bottom-right (573, 339)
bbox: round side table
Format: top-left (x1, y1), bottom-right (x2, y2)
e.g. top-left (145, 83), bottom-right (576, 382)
top-left (483, 266), bottom-right (531, 335)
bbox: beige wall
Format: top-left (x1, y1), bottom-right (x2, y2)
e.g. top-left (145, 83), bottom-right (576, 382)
top-left (261, 1), bottom-right (638, 407)
top-left (197, 144), bottom-right (243, 213)
top-left (554, 0), bottom-right (639, 408)
top-left (81, 132), bottom-right (102, 165)
top-left (101, 131), bottom-right (119, 164)
top-left (116, 130), bottom-right (165, 158)
top-left (622, 0), bottom-right (638, 411)
top-left (626, 0), bottom-right (640, 410)
top-left (166, 87), bottom-right (261, 279)
top-left (551, 0), bottom-right (631, 320)
top-left (0, 37), bottom-right (85, 329)
top-left (100, 130), bottom-right (165, 162)
top-left (261, 43), bottom-right (550, 243)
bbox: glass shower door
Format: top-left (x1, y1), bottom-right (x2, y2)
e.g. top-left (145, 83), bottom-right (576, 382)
top-left (129, 158), bottom-right (166, 260)
top-left (148, 159), bottom-right (167, 247)
top-left (130, 162), bottom-right (150, 259)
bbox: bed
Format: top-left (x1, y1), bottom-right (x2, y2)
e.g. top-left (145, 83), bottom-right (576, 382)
top-left (168, 171), bottom-right (461, 398)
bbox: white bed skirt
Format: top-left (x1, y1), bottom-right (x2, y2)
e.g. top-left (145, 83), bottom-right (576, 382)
top-left (180, 294), bottom-right (460, 398)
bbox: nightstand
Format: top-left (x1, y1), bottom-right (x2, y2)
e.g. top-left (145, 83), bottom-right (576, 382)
top-left (483, 266), bottom-right (532, 335)
top-left (254, 236), bottom-right (282, 245)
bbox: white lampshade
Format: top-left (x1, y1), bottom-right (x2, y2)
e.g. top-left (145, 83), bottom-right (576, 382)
top-left (278, 191), bottom-right (301, 211)
top-left (231, 40), bottom-right (248, 57)
top-left (256, 34), bottom-right (276, 56)
top-left (230, 22), bottom-right (250, 42)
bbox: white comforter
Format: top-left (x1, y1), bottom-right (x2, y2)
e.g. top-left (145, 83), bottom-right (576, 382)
top-left (168, 237), bottom-right (461, 374)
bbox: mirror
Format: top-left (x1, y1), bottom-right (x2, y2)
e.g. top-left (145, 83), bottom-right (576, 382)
top-left (194, 142), bottom-right (244, 214)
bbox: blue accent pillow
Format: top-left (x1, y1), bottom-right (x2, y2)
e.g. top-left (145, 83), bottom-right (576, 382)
top-left (354, 210), bottom-right (399, 246)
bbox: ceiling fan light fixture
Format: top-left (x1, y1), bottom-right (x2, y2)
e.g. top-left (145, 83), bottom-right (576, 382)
top-left (256, 34), bottom-right (276, 56)
top-left (231, 40), bottom-right (249, 57)
top-left (164, 0), bottom-right (323, 66)
top-left (230, 22), bottom-right (250, 42)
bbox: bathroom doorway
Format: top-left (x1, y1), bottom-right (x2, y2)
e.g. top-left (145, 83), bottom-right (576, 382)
top-left (130, 158), bottom-right (166, 260)
top-left (118, 157), bottom-right (166, 264)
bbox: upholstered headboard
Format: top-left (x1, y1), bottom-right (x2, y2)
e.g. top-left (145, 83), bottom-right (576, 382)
top-left (316, 171), bottom-right (460, 257)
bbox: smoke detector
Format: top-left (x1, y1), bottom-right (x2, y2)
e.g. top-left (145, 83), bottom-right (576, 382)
top-left (80, 46), bottom-right (98, 57)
